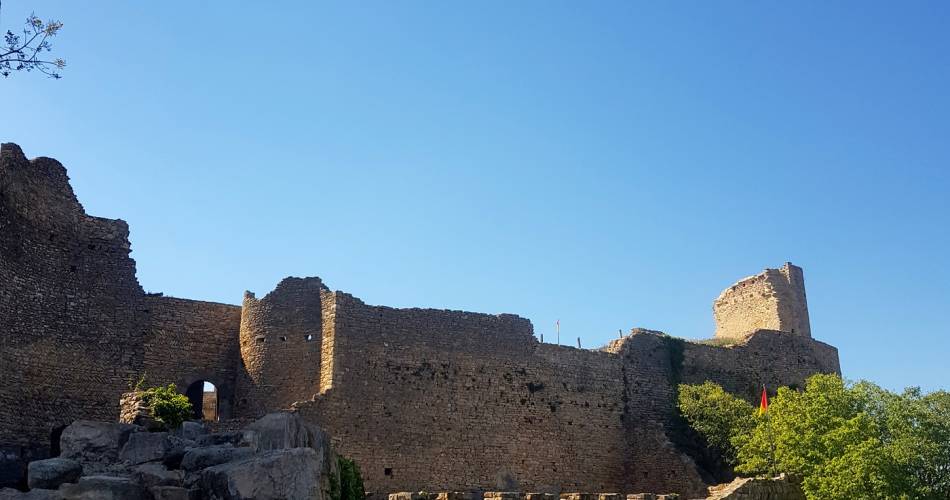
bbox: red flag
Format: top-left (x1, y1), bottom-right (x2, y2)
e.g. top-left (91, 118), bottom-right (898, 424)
top-left (758, 386), bottom-right (769, 415)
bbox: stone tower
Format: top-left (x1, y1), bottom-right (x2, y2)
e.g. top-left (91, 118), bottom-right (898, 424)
top-left (234, 277), bottom-right (328, 417)
top-left (713, 262), bottom-right (811, 340)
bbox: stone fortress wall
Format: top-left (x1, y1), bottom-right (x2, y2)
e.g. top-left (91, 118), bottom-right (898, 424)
top-left (0, 144), bottom-right (840, 497)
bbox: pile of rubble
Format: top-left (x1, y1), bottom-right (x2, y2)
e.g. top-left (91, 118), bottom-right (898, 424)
top-left (0, 412), bottom-right (338, 500)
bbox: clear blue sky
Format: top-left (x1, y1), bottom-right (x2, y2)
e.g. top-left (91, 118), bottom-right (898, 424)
top-left (4, 1), bottom-right (948, 392)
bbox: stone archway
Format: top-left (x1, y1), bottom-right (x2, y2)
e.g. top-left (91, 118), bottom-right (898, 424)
top-left (184, 380), bottom-right (220, 421)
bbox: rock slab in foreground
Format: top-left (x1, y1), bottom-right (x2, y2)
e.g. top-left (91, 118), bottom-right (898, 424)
top-left (59, 421), bottom-right (141, 467)
top-left (199, 448), bottom-right (323, 500)
top-left (26, 459), bottom-right (81, 490)
top-left (59, 475), bottom-right (148, 500)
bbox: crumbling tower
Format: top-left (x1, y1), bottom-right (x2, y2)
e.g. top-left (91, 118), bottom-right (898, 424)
top-left (235, 277), bottom-right (328, 416)
top-left (713, 262), bottom-right (811, 340)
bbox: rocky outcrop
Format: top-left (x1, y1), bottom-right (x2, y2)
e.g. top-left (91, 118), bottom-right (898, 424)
top-left (199, 448), bottom-right (325, 499)
top-left (25, 459), bottom-right (81, 491)
top-left (3, 412), bottom-right (339, 500)
top-left (59, 421), bottom-right (142, 471)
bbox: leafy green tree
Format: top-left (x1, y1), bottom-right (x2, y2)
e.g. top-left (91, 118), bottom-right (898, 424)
top-left (677, 381), bottom-right (755, 464)
top-left (679, 374), bottom-right (950, 500)
top-left (882, 388), bottom-right (950, 499)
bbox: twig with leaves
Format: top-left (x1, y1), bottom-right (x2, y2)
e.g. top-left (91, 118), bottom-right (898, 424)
top-left (1, 5), bottom-right (66, 79)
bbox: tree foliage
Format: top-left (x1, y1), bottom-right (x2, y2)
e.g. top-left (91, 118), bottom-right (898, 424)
top-left (1, 2), bottom-right (66, 78)
top-left (329, 456), bottom-right (365, 500)
top-left (678, 374), bottom-right (950, 500)
top-left (677, 381), bottom-right (755, 464)
top-left (139, 383), bottom-right (193, 430)
top-left (338, 456), bottom-right (365, 500)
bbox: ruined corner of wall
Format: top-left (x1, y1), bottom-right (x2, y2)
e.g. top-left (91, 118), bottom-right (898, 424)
top-left (712, 262), bottom-right (811, 342)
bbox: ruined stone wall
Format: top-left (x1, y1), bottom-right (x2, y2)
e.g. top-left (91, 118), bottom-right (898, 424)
top-left (682, 330), bottom-right (840, 402)
top-left (142, 295), bottom-right (241, 418)
top-left (0, 144), bottom-right (149, 486)
top-left (0, 144), bottom-right (243, 487)
top-left (713, 263), bottom-right (811, 340)
top-left (0, 144), bottom-right (844, 496)
top-left (607, 332), bottom-right (708, 497)
top-left (235, 277), bottom-right (328, 417)
top-left (296, 293), bottom-right (634, 497)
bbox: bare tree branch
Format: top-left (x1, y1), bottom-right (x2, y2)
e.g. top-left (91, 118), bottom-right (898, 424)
top-left (1, 6), bottom-right (66, 79)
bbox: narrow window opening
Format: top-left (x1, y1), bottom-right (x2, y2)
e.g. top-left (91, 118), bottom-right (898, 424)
top-left (384, 467), bottom-right (393, 476)
top-left (255, 336), bottom-right (265, 343)
top-left (279, 336), bottom-right (287, 342)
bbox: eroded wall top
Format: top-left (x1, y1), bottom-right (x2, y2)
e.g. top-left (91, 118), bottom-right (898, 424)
top-left (713, 262), bottom-right (811, 340)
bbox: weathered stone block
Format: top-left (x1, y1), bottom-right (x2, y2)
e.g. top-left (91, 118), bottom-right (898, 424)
top-left (149, 486), bottom-right (198, 500)
top-left (198, 448), bottom-right (324, 500)
top-left (485, 492), bottom-right (523, 500)
top-left (120, 432), bottom-right (170, 465)
top-left (60, 421), bottom-right (142, 467)
top-left (131, 462), bottom-right (183, 489)
top-left (560, 494), bottom-right (595, 500)
top-left (26, 458), bottom-right (81, 490)
top-left (59, 475), bottom-right (147, 500)
top-left (0, 487), bottom-right (64, 499)
top-left (180, 445), bottom-right (253, 473)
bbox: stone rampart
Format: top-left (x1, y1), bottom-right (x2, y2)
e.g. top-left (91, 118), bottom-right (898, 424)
top-left (0, 144), bottom-right (842, 497)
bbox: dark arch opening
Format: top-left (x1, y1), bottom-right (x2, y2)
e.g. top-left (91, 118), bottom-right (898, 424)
top-left (185, 380), bottom-right (219, 421)
top-left (49, 425), bottom-right (67, 457)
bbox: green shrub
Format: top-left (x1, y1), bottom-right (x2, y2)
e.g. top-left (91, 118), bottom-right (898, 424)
top-left (338, 456), bottom-right (365, 500)
top-left (139, 383), bottom-right (193, 430)
top-left (679, 375), bottom-right (950, 500)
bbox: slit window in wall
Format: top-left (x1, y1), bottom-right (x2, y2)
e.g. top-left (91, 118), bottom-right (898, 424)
top-left (384, 467), bottom-right (393, 477)
top-left (255, 336), bottom-right (265, 343)
top-left (305, 334), bottom-right (314, 342)
top-left (279, 336), bottom-right (287, 342)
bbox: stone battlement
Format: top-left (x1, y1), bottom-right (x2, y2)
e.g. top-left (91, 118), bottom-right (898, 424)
top-left (0, 144), bottom-right (840, 497)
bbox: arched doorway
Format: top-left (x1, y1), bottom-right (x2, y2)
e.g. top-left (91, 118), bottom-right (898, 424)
top-left (185, 380), bottom-right (219, 421)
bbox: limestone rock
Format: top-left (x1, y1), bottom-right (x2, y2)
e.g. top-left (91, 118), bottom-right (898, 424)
top-left (131, 462), bottom-right (183, 489)
top-left (0, 487), bottom-right (64, 499)
top-left (241, 412), bottom-right (325, 452)
top-left (174, 422), bottom-right (208, 442)
top-left (180, 446), bottom-right (253, 473)
top-left (59, 421), bottom-right (141, 468)
top-left (58, 475), bottom-right (147, 500)
top-left (120, 432), bottom-right (170, 465)
top-left (195, 432), bottom-right (243, 447)
top-left (26, 458), bottom-right (81, 490)
top-left (198, 448), bottom-right (324, 500)
top-left (150, 485), bottom-right (197, 500)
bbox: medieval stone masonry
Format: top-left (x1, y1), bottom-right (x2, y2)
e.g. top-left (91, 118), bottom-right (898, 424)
top-left (0, 144), bottom-right (840, 497)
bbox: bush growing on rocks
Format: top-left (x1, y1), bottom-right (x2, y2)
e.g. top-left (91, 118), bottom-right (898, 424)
top-left (139, 384), bottom-right (192, 430)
